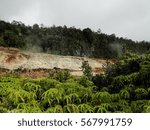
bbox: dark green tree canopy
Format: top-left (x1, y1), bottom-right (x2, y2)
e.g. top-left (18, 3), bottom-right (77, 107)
top-left (0, 20), bottom-right (150, 58)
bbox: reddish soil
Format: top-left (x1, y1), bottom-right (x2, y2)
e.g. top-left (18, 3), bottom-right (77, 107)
top-left (0, 47), bottom-right (116, 78)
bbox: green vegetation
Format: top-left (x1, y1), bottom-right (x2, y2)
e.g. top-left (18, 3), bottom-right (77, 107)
top-left (0, 52), bottom-right (150, 113)
top-left (0, 19), bottom-right (150, 112)
top-left (81, 61), bottom-right (93, 80)
top-left (0, 20), bottom-right (150, 58)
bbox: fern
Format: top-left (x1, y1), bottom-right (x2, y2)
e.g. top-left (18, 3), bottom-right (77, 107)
top-left (78, 104), bottom-right (93, 113)
top-left (94, 105), bottom-right (107, 113)
top-left (13, 100), bottom-right (42, 113)
top-left (135, 88), bottom-right (148, 100)
top-left (119, 89), bottom-right (130, 99)
top-left (4, 88), bottom-right (36, 108)
top-left (42, 88), bottom-right (63, 107)
top-left (111, 93), bottom-right (120, 102)
top-left (63, 104), bottom-right (79, 113)
top-left (92, 91), bottom-right (111, 105)
top-left (45, 105), bottom-right (64, 113)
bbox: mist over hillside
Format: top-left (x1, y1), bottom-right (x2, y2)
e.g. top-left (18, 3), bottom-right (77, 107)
top-left (0, 20), bottom-right (150, 59)
top-left (0, 46), bottom-right (115, 77)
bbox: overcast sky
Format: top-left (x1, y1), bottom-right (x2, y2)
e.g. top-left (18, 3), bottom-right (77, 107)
top-left (0, 0), bottom-right (150, 41)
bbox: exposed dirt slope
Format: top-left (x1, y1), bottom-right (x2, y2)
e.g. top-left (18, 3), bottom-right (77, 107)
top-left (0, 47), bottom-right (114, 78)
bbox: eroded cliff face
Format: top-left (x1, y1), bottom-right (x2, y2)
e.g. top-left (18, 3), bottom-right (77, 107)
top-left (0, 47), bottom-right (114, 78)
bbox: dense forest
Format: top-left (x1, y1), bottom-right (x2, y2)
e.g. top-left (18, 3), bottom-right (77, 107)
top-left (0, 20), bottom-right (150, 58)
top-left (0, 51), bottom-right (150, 113)
top-left (0, 20), bottom-right (150, 113)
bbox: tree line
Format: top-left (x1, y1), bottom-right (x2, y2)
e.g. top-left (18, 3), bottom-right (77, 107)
top-left (0, 20), bottom-right (150, 58)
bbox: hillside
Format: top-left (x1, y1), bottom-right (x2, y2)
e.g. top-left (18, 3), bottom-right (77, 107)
top-left (0, 47), bottom-right (114, 78)
top-left (0, 20), bottom-right (150, 113)
top-left (0, 20), bottom-right (150, 59)
top-left (0, 49), bottom-right (150, 113)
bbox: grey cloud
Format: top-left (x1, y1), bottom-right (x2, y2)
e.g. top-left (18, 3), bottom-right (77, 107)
top-left (0, 0), bottom-right (35, 20)
top-left (0, 0), bottom-right (150, 41)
